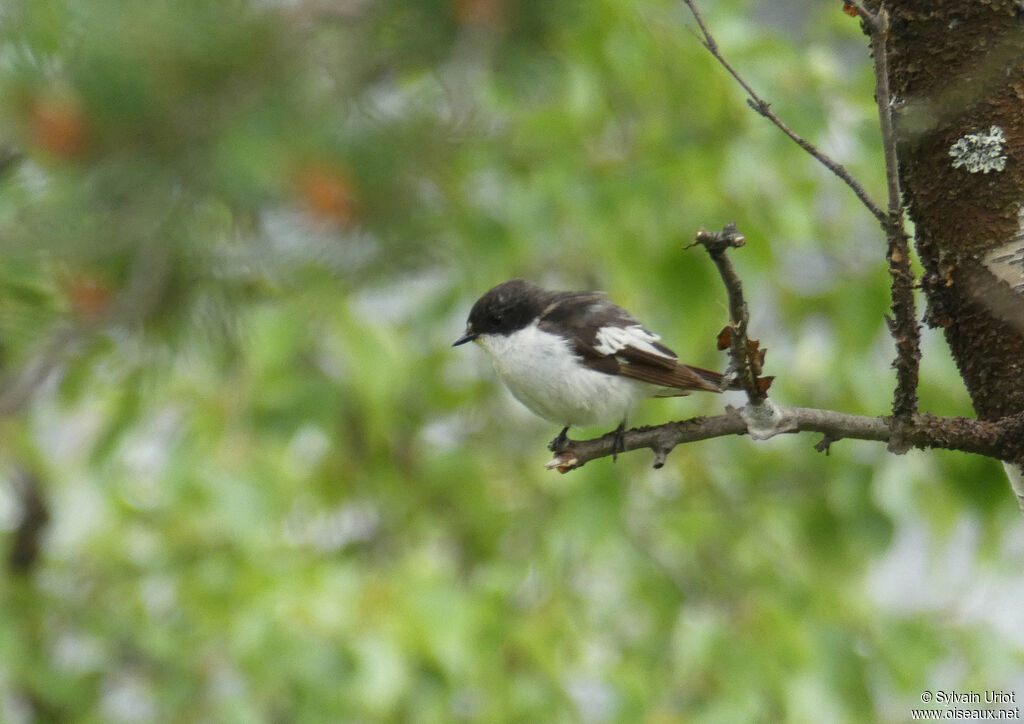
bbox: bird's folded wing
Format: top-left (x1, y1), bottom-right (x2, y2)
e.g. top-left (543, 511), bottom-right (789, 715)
top-left (612, 351), bottom-right (723, 392)
top-left (539, 292), bottom-right (723, 392)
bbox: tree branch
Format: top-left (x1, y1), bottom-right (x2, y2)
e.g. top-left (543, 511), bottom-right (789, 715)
top-left (679, 0), bottom-right (887, 225)
top-left (546, 407), bottom-right (1024, 472)
top-left (861, 3), bottom-right (921, 448)
top-left (681, 0), bottom-right (922, 448)
top-left (544, 218), bottom-right (1015, 475)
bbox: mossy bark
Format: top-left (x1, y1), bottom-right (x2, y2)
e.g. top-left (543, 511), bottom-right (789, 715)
top-left (885, 0), bottom-right (1024, 421)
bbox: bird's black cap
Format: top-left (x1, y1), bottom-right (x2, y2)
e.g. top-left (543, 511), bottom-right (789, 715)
top-left (453, 279), bottom-right (551, 346)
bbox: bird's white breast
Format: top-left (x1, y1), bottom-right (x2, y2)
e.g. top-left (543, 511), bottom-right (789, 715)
top-left (476, 323), bottom-right (649, 427)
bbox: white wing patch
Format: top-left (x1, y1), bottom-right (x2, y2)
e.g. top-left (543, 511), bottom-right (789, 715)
top-left (593, 324), bottom-right (675, 359)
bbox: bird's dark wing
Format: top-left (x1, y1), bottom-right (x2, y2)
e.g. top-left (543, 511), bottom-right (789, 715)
top-left (538, 292), bottom-right (722, 393)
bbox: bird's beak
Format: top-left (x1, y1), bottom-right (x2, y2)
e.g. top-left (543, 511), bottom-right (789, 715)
top-left (452, 326), bottom-right (478, 347)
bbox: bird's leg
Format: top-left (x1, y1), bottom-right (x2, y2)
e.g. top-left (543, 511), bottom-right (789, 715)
top-left (548, 426), bottom-right (570, 452)
top-left (611, 420), bottom-right (626, 461)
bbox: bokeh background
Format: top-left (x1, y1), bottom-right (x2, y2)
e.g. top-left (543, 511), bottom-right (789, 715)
top-left (0, 0), bottom-right (1020, 721)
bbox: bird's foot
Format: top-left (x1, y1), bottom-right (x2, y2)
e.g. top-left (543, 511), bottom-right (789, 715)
top-left (611, 421), bottom-right (626, 462)
top-left (548, 426), bottom-right (570, 452)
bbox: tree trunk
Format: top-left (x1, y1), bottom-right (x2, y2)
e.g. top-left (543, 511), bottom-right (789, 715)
top-left (886, 0), bottom-right (1024, 423)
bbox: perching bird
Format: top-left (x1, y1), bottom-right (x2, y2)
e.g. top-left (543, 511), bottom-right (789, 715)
top-left (453, 279), bottom-right (724, 453)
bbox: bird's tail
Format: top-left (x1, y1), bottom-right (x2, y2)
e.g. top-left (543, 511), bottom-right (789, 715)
top-left (647, 363), bottom-right (728, 397)
top-left (685, 364), bottom-right (728, 390)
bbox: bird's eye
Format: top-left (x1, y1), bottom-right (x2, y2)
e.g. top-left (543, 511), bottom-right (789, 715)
top-left (489, 312), bottom-right (503, 325)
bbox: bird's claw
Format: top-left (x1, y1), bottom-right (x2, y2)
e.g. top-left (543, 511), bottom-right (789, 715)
top-left (548, 426), bottom-right (570, 452)
top-left (611, 421), bottom-right (626, 461)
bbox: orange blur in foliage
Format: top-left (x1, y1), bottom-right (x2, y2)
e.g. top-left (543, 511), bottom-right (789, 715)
top-left (66, 275), bottom-right (113, 321)
top-left (296, 166), bottom-right (359, 226)
top-left (30, 91), bottom-right (90, 159)
top-left (453, 0), bottom-right (505, 29)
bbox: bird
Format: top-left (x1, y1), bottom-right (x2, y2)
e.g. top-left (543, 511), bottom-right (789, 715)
top-left (453, 279), bottom-right (724, 455)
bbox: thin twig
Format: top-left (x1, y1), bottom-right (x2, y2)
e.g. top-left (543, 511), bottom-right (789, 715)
top-left (864, 5), bottom-right (920, 446)
top-left (680, 0), bottom-right (888, 225)
top-left (691, 223), bottom-right (766, 403)
top-left (843, 1), bottom-right (878, 31)
top-left (871, 8), bottom-right (902, 219)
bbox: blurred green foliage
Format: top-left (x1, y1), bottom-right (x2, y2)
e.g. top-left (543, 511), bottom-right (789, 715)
top-left (0, 0), bottom-right (1019, 722)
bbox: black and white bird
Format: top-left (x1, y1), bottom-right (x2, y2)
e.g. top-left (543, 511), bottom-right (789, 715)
top-left (453, 279), bottom-right (724, 453)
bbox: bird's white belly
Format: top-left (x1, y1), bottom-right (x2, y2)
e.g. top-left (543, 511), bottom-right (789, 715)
top-left (477, 324), bottom-right (647, 427)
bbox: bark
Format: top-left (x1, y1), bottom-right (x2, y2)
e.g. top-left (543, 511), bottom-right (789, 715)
top-left (886, 0), bottom-right (1024, 422)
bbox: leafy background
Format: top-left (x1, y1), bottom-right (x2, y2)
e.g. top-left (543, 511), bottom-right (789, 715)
top-left (0, 0), bottom-right (1020, 722)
